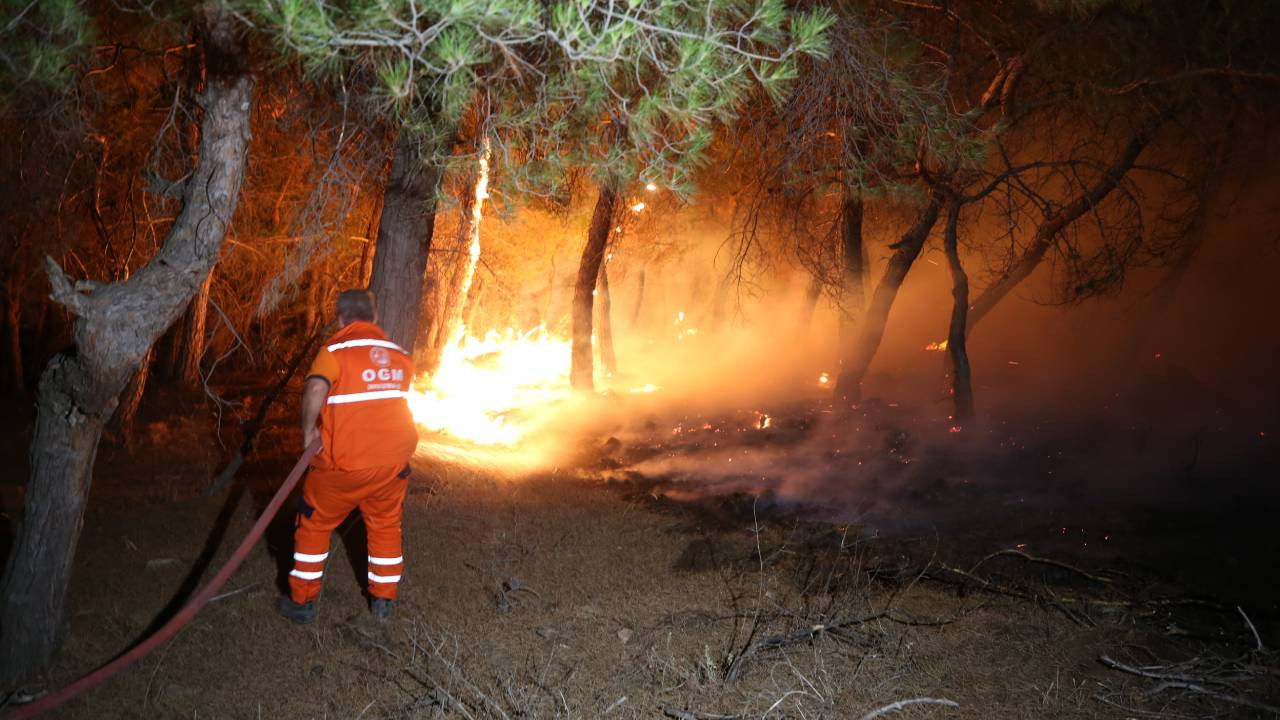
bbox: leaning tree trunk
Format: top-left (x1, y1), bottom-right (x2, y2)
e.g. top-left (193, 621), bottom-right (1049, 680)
top-left (834, 195), bottom-right (943, 403)
top-left (0, 5), bottom-right (251, 686)
top-left (570, 186), bottom-right (618, 391)
top-left (968, 115), bottom-right (1164, 329)
top-left (368, 125), bottom-right (450, 354)
top-left (941, 199), bottom-right (974, 423)
top-left (177, 268), bottom-right (213, 389)
top-left (598, 262), bottom-right (616, 376)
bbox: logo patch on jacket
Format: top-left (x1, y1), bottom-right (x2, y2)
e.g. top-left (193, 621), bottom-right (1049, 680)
top-left (369, 347), bottom-right (391, 367)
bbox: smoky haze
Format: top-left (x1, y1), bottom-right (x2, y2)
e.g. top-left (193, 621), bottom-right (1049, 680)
top-left (458, 128), bottom-right (1280, 546)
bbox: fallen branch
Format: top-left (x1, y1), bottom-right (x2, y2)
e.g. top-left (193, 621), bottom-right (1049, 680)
top-left (859, 697), bottom-right (959, 720)
top-left (968, 549), bottom-right (1114, 585)
top-left (1101, 654), bottom-right (1280, 715)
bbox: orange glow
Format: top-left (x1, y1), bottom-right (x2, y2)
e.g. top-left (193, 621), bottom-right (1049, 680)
top-left (818, 372), bottom-right (830, 385)
top-left (924, 340), bottom-right (948, 352)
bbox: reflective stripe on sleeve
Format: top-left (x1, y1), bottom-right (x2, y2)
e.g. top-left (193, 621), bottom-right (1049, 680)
top-left (368, 572), bottom-right (402, 583)
top-left (290, 569), bottom-right (324, 581)
top-left (326, 390), bottom-right (409, 405)
top-left (327, 339), bottom-right (408, 354)
top-left (294, 551), bottom-right (329, 563)
top-left (368, 555), bottom-right (404, 566)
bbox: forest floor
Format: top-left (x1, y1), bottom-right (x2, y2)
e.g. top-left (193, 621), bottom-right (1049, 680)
top-left (1, 380), bottom-right (1278, 720)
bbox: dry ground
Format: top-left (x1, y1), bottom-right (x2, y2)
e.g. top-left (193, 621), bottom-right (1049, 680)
top-left (2, 393), bottom-right (1277, 719)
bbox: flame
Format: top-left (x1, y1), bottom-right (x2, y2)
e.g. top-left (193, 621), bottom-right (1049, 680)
top-left (631, 201), bottom-right (646, 212)
top-left (407, 326), bottom-right (571, 446)
top-left (645, 182), bottom-right (658, 192)
top-left (818, 372), bottom-right (830, 385)
top-left (924, 340), bottom-right (948, 352)
top-left (755, 412), bottom-right (772, 430)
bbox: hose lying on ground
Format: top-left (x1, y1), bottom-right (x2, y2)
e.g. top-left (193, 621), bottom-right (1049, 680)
top-left (4, 439), bottom-right (321, 720)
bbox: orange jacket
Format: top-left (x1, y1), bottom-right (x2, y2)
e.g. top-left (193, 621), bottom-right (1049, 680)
top-left (306, 321), bottom-right (419, 471)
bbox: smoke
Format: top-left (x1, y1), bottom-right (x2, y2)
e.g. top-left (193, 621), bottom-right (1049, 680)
top-left (415, 132), bottom-right (1280, 536)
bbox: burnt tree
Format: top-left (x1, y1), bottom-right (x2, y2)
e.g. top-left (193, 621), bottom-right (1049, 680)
top-left (835, 194), bottom-right (942, 402)
top-left (570, 185), bottom-right (617, 391)
top-left (941, 198), bottom-right (973, 422)
top-left (0, 5), bottom-right (252, 685)
top-left (368, 128), bottom-right (449, 354)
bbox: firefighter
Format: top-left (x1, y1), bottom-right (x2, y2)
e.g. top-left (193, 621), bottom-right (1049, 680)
top-left (278, 289), bottom-right (419, 624)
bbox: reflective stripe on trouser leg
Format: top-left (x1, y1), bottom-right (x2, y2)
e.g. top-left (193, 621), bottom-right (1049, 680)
top-left (360, 468), bottom-right (409, 600)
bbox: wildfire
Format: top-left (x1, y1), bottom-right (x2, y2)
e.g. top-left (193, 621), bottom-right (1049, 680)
top-left (924, 340), bottom-right (948, 352)
top-left (407, 326), bottom-right (571, 446)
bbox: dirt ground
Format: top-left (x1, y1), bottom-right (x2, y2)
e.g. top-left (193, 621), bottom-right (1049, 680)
top-left (2, 386), bottom-right (1278, 719)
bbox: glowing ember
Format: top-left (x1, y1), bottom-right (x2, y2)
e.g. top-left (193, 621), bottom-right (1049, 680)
top-left (755, 412), bottom-right (772, 430)
top-left (818, 372), bottom-right (830, 385)
top-left (645, 182), bottom-right (658, 192)
top-left (631, 201), bottom-right (646, 212)
top-left (924, 340), bottom-right (948, 351)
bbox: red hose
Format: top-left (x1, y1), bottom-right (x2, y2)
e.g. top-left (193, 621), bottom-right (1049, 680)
top-left (4, 439), bottom-right (321, 719)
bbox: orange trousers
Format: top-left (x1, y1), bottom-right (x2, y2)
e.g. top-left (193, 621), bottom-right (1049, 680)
top-left (289, 464), bottom-right (409, 604)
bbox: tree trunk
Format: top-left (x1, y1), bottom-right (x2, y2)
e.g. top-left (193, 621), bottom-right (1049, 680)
top-left (113, 346), bottom-right (153, 452)
top-left (0, 4), bottom-right (251, 685)
top-left (571, 186), bottom-right (617, 391)
top-left (835, 195), bottom-right (943, 403)
top-left (178, 268), bottom-right (213, 389)
top-left (3, 280), bottom-right (22, 392)
top-left (968, 115), bottom-right (1164, 329)
top-left (941, 199), bottom-right (974, 423)
top-left (837, 185), bottom-right (866, 360)
top-left (598, 262), bottom-right (616, 375)
top-left (426, 139), bottom-right (489, 371)
top-left (368, 126), bottom-right (450, 354)
top-left (629, 266), bottom-right (646, 330)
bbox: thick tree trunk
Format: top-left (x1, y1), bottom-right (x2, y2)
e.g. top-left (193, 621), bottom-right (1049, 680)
top-left (571, 186), bottom-right (617, 391)
top-left (178, 268), bottom-right (213, 389)
top-left (3, 281), bottom-right (22, 392)
top-left (941, 200), bottom-right (974, 423)
top-left (368, 126), bottom-right (450, 354)
top-left (0, 5), bottom-right (251, 685)
top-left (629, 266), bottom-right (646, 330)
top-left (598, 262), bottom-right (616, 375)
top-left (968, 116), bottom-right (1164, 329)
top-left (835, 195), bottom-right (943, 403)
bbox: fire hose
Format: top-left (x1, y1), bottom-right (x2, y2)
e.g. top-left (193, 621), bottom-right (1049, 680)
top-left (4, 439), bottom-right (322, 719)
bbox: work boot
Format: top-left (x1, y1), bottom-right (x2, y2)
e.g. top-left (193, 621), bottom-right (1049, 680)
top-left (370, 597), bottom-right (395, 621)
top-left (277, 596), bottom-right (317, 625)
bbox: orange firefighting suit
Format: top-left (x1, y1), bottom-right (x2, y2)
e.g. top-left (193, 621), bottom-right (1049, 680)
top-left (289, 321), bottom-right (419, 605)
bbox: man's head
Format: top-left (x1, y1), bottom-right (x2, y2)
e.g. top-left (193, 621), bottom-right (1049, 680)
top-left (336, 289), bottom-right (377, 326)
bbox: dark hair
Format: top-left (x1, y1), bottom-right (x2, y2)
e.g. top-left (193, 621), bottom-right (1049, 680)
top-left (336, 289), bottom-right (376, 323)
